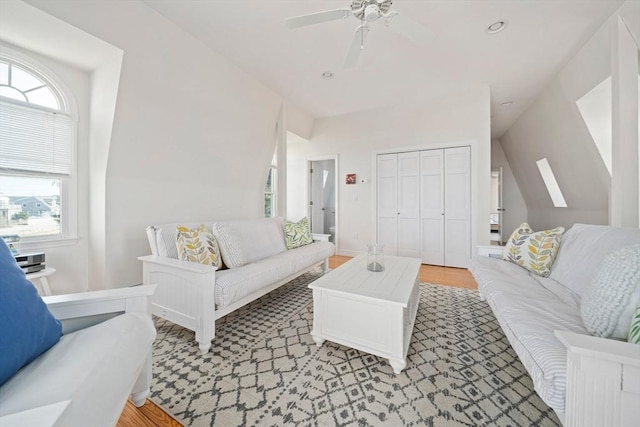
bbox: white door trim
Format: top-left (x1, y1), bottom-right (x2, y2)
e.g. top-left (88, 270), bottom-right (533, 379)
top-left (306, 154), bottom-right (339, 254)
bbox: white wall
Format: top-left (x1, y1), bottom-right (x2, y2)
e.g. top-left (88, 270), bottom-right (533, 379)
top-left (610, 7), bottom-right (639, 227)
top-left (500, 2), bottom-right (639, 231)
top-left (288, 87), bottom-right (491, 257)
top-left (500, 16), bottom-right (612, 231)
top-left (491, 139), bottom-right (528, 239)
top-left (26, 0), bottom-right (284, 289)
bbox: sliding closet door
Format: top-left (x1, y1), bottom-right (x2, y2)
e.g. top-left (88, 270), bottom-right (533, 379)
top-left (444, 146), bottom-right (470, 268)
top-left (377, 154), bottom-right (398, 255)
top-left (397, 152), bottom-right (420, 258)
top-left (420, 150), bottom-right (444, 265)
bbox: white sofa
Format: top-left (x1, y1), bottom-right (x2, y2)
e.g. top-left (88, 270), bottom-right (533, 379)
top-left (139, 217), bottom-right (335, 353)
top-left (0, 285), bottom-right (156, 427)
top-left (469, 224), bottom-right (640, 426)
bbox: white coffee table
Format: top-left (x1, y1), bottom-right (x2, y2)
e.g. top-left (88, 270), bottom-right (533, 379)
top-left (309, 254), bottom-right (421, 374)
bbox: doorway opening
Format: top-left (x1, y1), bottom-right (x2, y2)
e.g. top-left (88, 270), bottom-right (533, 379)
top-left (490, 168), bottom-right (504, 245)
top-left (308, 157), bottom-right (338, 245)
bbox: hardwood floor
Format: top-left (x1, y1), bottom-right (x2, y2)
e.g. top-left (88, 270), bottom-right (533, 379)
top-left (329, 254), bottom-right (477, 289)
top-left (118, 255), bottom-right (477, 426)
top-left (117, 400), bottom-right (182, 427)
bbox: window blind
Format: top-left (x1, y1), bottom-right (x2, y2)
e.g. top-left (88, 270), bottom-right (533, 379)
top-left (0, 100), bottom-right (72, 175)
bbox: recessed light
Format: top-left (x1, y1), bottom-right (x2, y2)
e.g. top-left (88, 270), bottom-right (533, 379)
top-left (486, 20), bottom-right (508, 34)
top-left (500, 101), bottom-right (514, 107)
top-left (321, 71), bottom-right (334, 80)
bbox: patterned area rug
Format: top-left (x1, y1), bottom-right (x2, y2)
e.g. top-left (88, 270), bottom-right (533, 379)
top-left (150, 270), bottom-right (561, 426)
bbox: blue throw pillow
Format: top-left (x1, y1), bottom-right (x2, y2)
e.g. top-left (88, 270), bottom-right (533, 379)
top-left (0, 240), bottom-right (62, 385)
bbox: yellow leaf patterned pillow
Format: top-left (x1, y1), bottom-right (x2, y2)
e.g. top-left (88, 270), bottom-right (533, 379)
top-left (502, 222), bottom-right (565, 277)
top-left (176, 224), bottom-right (222, 269)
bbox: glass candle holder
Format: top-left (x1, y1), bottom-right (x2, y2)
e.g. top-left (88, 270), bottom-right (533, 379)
top-left (367, 243), bottom-right (385, 272)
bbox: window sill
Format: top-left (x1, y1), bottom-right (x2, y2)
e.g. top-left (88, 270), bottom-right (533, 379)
top-left (14, 237), bottom-right (80, 252)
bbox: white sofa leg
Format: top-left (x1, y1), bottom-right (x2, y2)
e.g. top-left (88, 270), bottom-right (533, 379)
top-left (130, 352), bottom-right (152, 407)
top-left (198, 340), bottom-right (212, 354)
top-left (195, 322), bottom-right (214, 354)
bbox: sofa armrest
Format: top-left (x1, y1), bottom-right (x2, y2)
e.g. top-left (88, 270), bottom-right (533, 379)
top-left (0, 400), bottom-right (71, 427)
top-left (43, 285), bottom-right (156, 334)
top-left (139, 254), bottom-right (216, 353)
top-left (138, 255), bottom-right (217, 273)
top-left (476, 245), bottom-right (503, 258)
top-left (556, 330), bottom-right (640, 365)
top-left (555, 330), bottom-right (640, 427)
top-left (312, 233), bottom-right (331, 242)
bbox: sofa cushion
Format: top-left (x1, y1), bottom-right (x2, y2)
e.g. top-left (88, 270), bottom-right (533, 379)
top-left (176, 224), bottom-right (222, 269)
top-left (284, 217), bottom-right (313, 249)
top-left (550, 223), bottom-right (640, 299)
top-left (214, 241), bottom-right (334, 308)
top-left (0, 312), bottom-right (155, 426)
top-left (212, 218), bottom-right (286, 268)
top-left (276, 241), bottom-right (335, 273)
top-left (470, 255), bottom-right (586, 413)
top-left (581, 244), bottom-right (640, 339)
top-left (215, 255), bottom-right (295, 308)
top-left (502, 222), bottom-right (564, 277)
top-left (486, 289), bottom-right (588, 413)
top-left (0, 240), bottom-right (62, 385)
top-left (470, 256), bottom-right (580, 308)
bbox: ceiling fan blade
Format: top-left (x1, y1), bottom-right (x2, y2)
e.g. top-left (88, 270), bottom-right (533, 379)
top-left (386, 12), bottom-right (434, 47)
top-left (344, 25), bottom-right (370, 68)
top-left (285, 8), bottom-right (352, 29)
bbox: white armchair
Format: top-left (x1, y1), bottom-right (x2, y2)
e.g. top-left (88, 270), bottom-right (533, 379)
top-left (0, 285), bottom-right (156, 427)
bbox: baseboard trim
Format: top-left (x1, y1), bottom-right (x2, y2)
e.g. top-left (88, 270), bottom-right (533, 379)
top-left (337, 249), bottom-right (364, 257)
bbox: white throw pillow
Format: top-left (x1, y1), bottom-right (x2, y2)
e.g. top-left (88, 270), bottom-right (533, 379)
top-left (212, 218), bottom-right (286, 268)
top-left (581, 244), bottom-right (640, 339)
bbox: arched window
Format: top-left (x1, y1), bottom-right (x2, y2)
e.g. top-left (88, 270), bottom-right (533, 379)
top-left (0, 62), bottom-right (63, 110)
top-left (0, 52), bottom-right (76, 242)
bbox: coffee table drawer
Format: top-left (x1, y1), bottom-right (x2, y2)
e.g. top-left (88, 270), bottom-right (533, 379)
top-left (317, 291), bottom-right (395, 354)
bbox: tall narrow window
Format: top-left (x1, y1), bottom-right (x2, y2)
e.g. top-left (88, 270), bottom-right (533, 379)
top-left (0, 55), bottom-right (75, 241)
top-left (536, 158), bottom-right (567, 207)
top-left (264, 150), bottom-right (277, 217)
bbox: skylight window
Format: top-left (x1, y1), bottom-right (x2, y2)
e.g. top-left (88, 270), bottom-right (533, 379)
top-left (576, 76), bottom-right (612, 175)
top-left (536, 158), bottom-right (567, 208)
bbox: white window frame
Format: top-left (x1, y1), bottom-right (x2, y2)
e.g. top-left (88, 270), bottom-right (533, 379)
top-left (265, 150), bottom-right (277, 218)
top-left (0, 46), bottom-right (78, 247)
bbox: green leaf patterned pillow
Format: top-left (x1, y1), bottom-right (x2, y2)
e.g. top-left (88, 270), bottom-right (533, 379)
top-left (176, 224), bottom-right (222, 268)
top-left (502, 222), bottom-right (565, 277)
top-left (284, 217), bottom-right (313, 250)
top-left (629, 306), bottom-right (640, 344)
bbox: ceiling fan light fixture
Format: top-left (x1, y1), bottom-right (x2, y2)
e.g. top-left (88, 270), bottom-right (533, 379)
top-left (486, 20), bottom-right (508, 35)
top-left (364, 4), bottom-right (381, 22)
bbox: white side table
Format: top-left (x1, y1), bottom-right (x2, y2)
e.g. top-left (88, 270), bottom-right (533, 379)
top-left (26, 267), bottom-right (56, 296)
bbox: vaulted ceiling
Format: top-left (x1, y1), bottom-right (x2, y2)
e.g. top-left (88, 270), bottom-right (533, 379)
top-left (144, 0), bottom-right (623, 138)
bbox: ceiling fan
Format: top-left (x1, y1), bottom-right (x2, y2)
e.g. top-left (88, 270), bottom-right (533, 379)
top-left (285, 0), bottom-right (432, 68)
